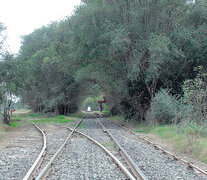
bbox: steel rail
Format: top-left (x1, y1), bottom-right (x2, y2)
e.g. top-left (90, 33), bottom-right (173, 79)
top-left (120, 125), bottom-right (207, 176)
top-left (23, 122), bottom-right (47, 180)
top-left (36, 115), bottom-right (86, 180)
top-left (94, 114), bottom-right (148, 180)
top-left (52, 122), bottom-right (136, 180)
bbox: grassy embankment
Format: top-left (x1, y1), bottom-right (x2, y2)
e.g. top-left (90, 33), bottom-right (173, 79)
top-left (108, 116), bottom-right (207, 164)
top-left (12, 112), bottom-right (84, 124)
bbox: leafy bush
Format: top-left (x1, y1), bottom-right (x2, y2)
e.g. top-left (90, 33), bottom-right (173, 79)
top-left (182, 66), bottom-right (207, 123)
top-left (176, 102), bottom-right (195, 123)
top-left (146, 89), bottom-right (178, 125)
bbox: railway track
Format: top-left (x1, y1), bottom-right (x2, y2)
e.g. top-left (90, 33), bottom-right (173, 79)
top-left (23, 115), bottom-right (85, 180)
top-left (23, 122), bottom-right (46, 180)
top-left (24, 122), bottom-right (72, 180)
top-left (24, 114), bottom-right (146, 180)
top-left (96, 115), bottom-right (207, 180)
top-left (94, 114), bottom-right (147, 180)
top-left (76, 114), bottom-right (147, 180)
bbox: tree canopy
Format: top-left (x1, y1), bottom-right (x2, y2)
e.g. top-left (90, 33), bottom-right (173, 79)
top-left (1, 0), bottom-right (207, 122)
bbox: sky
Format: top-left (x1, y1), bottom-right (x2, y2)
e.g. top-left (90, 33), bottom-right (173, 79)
top-left (0, 0), bottom-right (81, 54)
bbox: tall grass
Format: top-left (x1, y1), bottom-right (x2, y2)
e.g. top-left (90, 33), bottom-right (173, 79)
top-left (135, 125), bottom-right (207, 163)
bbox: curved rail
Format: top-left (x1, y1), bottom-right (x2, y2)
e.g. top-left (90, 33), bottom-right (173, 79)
top-left (23, 122), bottom-right (47, 180)
top-left (52, 122), bottom-right (136, 180)
top-left (94, 114), bottom-right (148, 180)
top-left (36, 115), bottom-right (86, 180)
top-left (120, 125), bottom-right (207, 176)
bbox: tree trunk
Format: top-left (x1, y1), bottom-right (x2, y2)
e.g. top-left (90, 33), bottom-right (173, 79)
top-left (64, 105), bottom-right (67, 115)
top-left (54, 106), bottom-right (59, 115)
top-left (3, 107), bottom-right (10, 124)
top-left (68, 105), bottom-right (71, 115)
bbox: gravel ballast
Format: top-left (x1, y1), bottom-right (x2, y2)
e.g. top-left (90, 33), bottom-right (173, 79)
top-left (47, 135), bottom-right (126, 180)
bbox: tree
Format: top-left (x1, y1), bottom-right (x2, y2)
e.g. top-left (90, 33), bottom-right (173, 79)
top-left (15, 0), bottom-right (207, 122)
top-left (0, 53), bottom-right (19, 124)
top-left (18, 24), bottom-right (79, 115)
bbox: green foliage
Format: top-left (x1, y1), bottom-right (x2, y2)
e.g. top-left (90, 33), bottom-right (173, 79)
top-left (0, 22), bottom-right (6, 56)
top-left (182, 66), bottom-right (207, 122)
top-left (10, 121), bottom-right (21, 127)
top-left (0, 25), bottom-right (20, 124)
top-left (176, 102), bottom-right (194, 124)
top-left (146, 34), bottom-right (171, 82)
top-left (10, 0), bottom-right (207, 123)
top-left (146, 89), bottom-right (178, 125)
top-left (18, 23), bottom-right (79, 115)
top-left (177, 121), bottom-right (207, 137)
